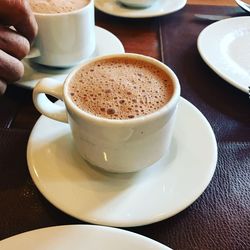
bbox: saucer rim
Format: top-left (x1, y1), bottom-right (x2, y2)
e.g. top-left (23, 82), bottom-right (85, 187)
top-left (27, 97), bottom-right (217, 227)
top-left (94, 0), bottom-right (187, 19)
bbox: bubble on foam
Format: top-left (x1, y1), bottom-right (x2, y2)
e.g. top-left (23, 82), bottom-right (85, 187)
top-left (107, 108), bottom-right (115, 115)
top-left (105, 89), bottom-right (111, 94)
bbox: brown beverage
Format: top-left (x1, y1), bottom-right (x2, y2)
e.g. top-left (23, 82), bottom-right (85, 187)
top-left (69, 57), bottom-right (174, 120)
top-left (29, 0), bottom-right (90, 14)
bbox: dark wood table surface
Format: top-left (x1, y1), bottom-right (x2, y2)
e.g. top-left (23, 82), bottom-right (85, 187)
top-left (0, 1), bottom-right (249, 249)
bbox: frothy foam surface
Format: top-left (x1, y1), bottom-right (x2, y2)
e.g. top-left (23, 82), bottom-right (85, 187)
top-left (69, 57), bottom-right (174, 120)
top-left (29, 0), bottom-right (89, 14)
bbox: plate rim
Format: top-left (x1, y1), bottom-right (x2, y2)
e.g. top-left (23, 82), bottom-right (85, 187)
top-left (0, 224), bottom-right (171, 249)
top-left (197, 16), bottom-right (250, 94)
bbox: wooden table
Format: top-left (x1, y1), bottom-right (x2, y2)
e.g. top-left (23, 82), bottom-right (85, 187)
top-left (189, 0), bottom-right (236, 6)
top-left (0, 0), bottom-right (249, 249)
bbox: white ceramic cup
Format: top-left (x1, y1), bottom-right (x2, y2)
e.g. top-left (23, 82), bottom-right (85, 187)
top-left (33, 53), bottom-right (180, 173)
top-left (118, 0), bottom-right (157, 8)
top-left (29, 0), bottom-right (95, 67)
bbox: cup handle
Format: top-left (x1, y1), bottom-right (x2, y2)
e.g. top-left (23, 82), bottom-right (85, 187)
top-left (33, 78), bottom-right (68, 123)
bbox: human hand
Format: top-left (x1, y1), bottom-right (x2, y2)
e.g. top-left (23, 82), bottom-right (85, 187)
top-left (0, 0), bottom-right (38, 94)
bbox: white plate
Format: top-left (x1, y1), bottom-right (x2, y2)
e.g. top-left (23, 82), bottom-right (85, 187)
top-left (95, 0), bottom-right (187, 18)
top-left (17, 26), bottom-right (124, 89)
top-left (0, 225), bottom-right (171, 249)
top-left (27, 98), bottom-right (217, 227)
top-left (198, 17), bottom-right (250, 94)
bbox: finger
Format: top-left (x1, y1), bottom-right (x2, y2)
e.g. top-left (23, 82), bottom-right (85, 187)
top-left (0, 0), bottom-right (38, 43)
top-left (0, 79), bottom-right (7, 95)
top-left (0, 27), bottom-right (30, 60)
top-left (0, 49), bottom-right (24, 82)
top-left (14, 0), bottom-right (38, 43)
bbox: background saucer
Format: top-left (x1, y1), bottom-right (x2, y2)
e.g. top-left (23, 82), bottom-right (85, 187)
top-left (17, 26), bottom-right (124, 89)
top-left (27, 98), bottom-right (217, 227)
top-left (0, 225), bottom-right (170, 249)
top-left (95, 0), bottom-right (187, 18)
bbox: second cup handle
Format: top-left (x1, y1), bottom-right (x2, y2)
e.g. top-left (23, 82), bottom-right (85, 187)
top-left (33, 78), bottom-right (68, 123)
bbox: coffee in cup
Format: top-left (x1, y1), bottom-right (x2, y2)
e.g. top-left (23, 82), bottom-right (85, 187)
top-left (33, 53), bottom-right (180, 173)
top-left (29, 0), bottom-right (90, 14)
top-left (68, 57), bottom-right (174, 119)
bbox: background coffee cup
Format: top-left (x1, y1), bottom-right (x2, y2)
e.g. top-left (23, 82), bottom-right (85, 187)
top-left (118, 0), bottom-right (157, 8)
top-left (32, 53), bottom-right (180, 173)
top-left (28, 0), bottom-right (95, 67)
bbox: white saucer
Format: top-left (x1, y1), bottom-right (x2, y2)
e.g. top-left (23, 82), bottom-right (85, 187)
top-left (0, 225), bottom-right (171, 249)
top-left (198, 17), bottom-right (250, 94)
top-left (17, 26), bottom-right (124, 89)
top-left (27, 98), bottom-right (217, 227)
top-left (95, 0), bottom-right (187, 18)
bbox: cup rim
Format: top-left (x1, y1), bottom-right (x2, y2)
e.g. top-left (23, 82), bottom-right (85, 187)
top-left (32, 0), bottom-right (93, 16)
top-left (63, 53), bottom-right (181, 126)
